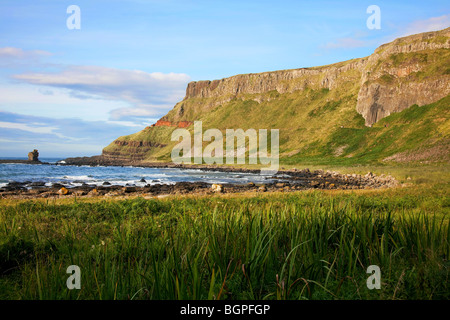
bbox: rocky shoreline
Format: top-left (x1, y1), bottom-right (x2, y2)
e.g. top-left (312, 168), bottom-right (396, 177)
top-left (0, 163), bottom-right (398, 199)
top-left (0, 159), bottom-right (48, 165)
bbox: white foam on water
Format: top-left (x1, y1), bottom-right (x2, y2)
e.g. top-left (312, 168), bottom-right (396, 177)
top-left (1, 161), bottom-right (282, 188)
top-left (140, 173), bottom-right (168, 178)
top-left (62, 175), bottom-right (96, 181)
top-left (70, 182), bottom-right (84, 187)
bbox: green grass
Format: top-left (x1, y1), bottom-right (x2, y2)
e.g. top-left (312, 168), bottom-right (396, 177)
top-left (284, 95), bottom-right (450, 166)
top-left (0, 186), bottom-right (448, 300)
top-left (378, 73), bottom-right (395, 84)
top-left (308, 100), bottom-right (342, 117)
top-left (389, 52), bottom-right (428, 67)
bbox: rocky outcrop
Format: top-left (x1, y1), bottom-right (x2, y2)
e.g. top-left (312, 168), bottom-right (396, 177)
top-left (28, 149), bottom-right (39, 161)
top-left (356, 28), bottom-right (450, 126)
top-left (356, 79), bottom-right (449, 126)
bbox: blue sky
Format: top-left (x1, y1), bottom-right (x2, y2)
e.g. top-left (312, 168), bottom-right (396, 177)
top-left (0, 0), bottom-right (449, 157)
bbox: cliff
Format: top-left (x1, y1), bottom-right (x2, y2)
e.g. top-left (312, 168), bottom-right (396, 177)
top-left (173, 28), bottom-right (450, 126)
top-left (356, 28), bottom-right (450, 125)
top-left (102, 28), bottom-right (450, 165)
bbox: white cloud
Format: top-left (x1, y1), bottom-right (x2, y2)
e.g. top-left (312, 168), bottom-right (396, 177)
top-left (400, 15), bottom-right (450, 37)
top-left (0, 84), bottom-right (130, 122)
top-left (323, 15), bottom-right (450, 51)
top-left (0, 47), bottom-right (52, 59)
top-left (0, 47), bottom-right (53, 68)
top-left (0, 111), bottom-right (145, 157)
top-left (106, 120), bottom-right (149, 128)
top-left (0, 121), bottom-right (58, 134)
top-left (13, 66), bottom-right (190, 106)
top-left (109, 105), bottom-right (174, 120)
top-left (0, 121), bottom-right (79, 141)
top-left (12, 65), bottom-right (191, 121)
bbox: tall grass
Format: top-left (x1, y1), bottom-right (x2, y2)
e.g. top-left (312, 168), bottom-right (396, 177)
top-left (0, 190), bottom-right (448, 300)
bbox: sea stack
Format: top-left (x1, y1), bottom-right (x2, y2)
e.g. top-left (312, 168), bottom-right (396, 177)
top-left (28, 149), bottom-right (39, 161)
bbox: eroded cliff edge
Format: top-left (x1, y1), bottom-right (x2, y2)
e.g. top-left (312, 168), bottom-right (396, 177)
top-left (356, 28), bottom-right (450, 126)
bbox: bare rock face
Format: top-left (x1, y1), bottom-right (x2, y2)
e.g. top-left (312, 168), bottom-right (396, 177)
top-left (28, 149), bottom-right (39, 161)
top-left (183, 59), bottom-right (364, 100)
top-left (356, 28), bottom-right (450, 126)
top-left (356, 79), bottom-right (449, 126)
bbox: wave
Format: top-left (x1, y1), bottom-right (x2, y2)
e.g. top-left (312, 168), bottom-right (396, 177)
top-left (62, 175), bottom-right (96, 180)
top-left (139, 173), bottom-right (168, 178)
top-left (0, 163), bottom-right (279, 187)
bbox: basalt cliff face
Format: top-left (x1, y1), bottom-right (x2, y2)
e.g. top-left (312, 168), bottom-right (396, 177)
top-left (183, 59), bottom-right (364, 100)
top-left (102, 28), bottom-right (450, 164)
top-left (356, 28), bottom-right (450, 125)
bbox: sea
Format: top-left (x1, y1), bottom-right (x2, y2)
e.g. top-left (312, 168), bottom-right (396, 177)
top-left (0, 157), bottom-right (279, 188)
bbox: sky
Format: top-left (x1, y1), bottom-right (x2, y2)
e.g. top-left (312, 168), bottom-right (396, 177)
top-left (0, 0), bottom-right (449, 158)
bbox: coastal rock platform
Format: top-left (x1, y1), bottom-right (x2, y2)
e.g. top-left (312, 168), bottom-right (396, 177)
top-left (0, 165), bottom-right (398, 200)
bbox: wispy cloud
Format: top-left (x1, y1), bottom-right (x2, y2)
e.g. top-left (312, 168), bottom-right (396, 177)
top-left (109, 105), bottom-right (174, 122)
top-left (0, 111), bottom-right (144, 157)
top-left (2, 47), bottom-right (190, 123)
top-left (0, 47), bottom-right (52, 67)
top-left (0, 120), bottom-right (89, 142)
top-left (12, 64), bottom-right (191, 121)
top-left (323, 37), bottom-right (368, 49)
top-left (0, 121), bottom-right (61, 136)
top-left (0, 47), bottom-right (52, 59)
top-left (322, 15), bottom-right (450, 52)
top-left (400, 15), bottom-right (450, 37)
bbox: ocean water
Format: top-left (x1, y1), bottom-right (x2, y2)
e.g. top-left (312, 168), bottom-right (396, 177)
top-left (0, 158), bottom-right (277, 188)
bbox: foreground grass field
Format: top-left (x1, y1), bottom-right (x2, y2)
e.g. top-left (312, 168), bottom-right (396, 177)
top-left (0, 175), bottom-right (448, 300)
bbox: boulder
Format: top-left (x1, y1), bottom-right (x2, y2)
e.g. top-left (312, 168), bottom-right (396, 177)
top-left (122, 186), bottom-right (136, 193)
top-left (57, 187), bottom-right (69, 195)
top-left (211, 184), bottom-right (223, 193)
top-left (310, 181), bottom-right (320, 187)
